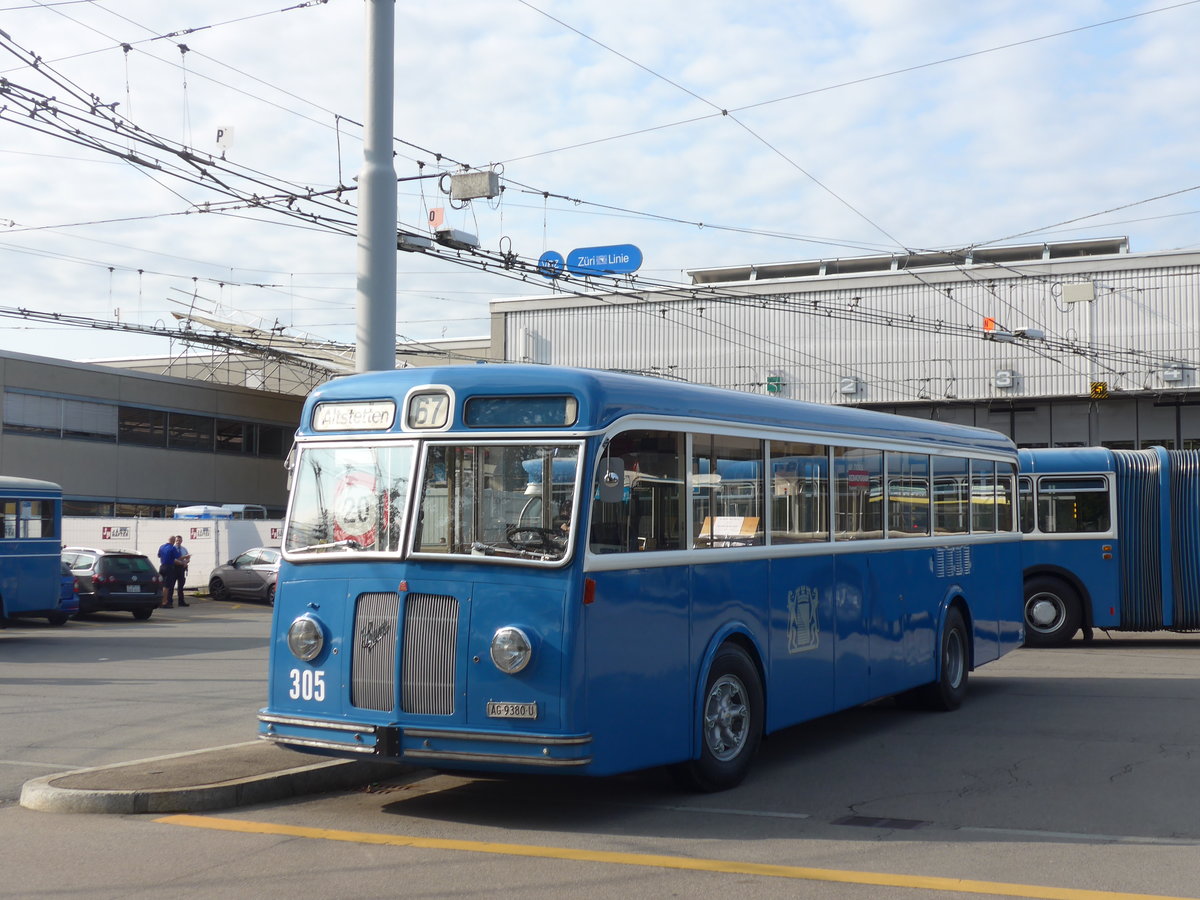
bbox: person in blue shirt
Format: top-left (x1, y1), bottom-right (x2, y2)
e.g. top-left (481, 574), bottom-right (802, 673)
top-left (157, 535), bottom-right (180, 608)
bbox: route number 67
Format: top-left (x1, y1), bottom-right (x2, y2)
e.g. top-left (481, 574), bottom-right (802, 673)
top-left (288, 668), bottom-right (326, 702)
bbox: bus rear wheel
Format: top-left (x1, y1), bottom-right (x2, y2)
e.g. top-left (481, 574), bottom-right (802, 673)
top-left (675, 643), bottom-right (763, 792)
top-left (1023, 576), bottom-right (1081, 647)
top-left (911, 607), bottom-right (969, 711)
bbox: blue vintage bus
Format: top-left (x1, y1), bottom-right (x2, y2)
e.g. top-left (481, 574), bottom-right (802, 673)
top-left (258, 366), bottom-right (1024, 790)
top-left (1019, 446), bottom-right (1200, 645)
top-left (0, 475), bottom-right (70, 627)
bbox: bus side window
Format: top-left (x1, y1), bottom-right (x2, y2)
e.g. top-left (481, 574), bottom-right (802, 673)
top-left (589, 430), bottom-right (684, 554)
top-left (691, 434), bottom-right (764, 548)
top-left (770, 441), bottom-right (830, 544)
top-left (997, 463), bottom-right (1017, 532)
top-left (970, 459), bottom-right (997, 533)
top-left (886, 451), bottom-right (930, 538)
top-left (1018, 476), bottom-right (1035, 533)
top-left (933, 456), bottom-right (970, 535)
top-left (833, 447), bottom-right (883, 540)
top-left (1036, 477), bottom-right (1110, 533)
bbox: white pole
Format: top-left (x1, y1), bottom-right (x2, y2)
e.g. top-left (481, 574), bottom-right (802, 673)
top-left (356, 0), bottom-right (398, 373)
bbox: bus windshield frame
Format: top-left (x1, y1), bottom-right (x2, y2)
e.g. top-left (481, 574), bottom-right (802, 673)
top-left (410, 438), bottom-right (583, 566)
top-left (283, 437), bottom-right (584, 566)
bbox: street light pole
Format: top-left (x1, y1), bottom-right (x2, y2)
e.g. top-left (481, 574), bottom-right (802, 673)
top-left (355, 0), bottom-right (397, 373)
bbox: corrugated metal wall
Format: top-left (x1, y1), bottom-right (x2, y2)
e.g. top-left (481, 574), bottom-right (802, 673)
top-left (501, 251), bottom-right (1200, 407)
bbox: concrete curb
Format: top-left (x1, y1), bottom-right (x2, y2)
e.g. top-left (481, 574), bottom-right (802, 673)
top-left (19, 741), bottom-right (406, 815)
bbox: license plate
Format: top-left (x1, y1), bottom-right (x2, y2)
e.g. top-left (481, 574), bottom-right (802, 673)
top-left (126, 585), bottom-right (141, 593)
top-left (487, 701), bottom-right (537, 719)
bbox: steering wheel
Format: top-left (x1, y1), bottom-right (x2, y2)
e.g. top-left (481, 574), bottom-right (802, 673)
top-left (505, 525), bottom-right (558, 551)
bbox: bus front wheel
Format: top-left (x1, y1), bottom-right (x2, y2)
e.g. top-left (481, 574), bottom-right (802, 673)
top-left (675, 643), bottom-right (763, 792)
top-left (1023, 576), bottom-right (1081, 647)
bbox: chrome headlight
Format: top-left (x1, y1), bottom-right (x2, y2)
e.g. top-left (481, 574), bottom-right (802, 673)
top-left (287, 615), bottom-right (325, 661)
top-left (490, 626), bottom-right (532, 674)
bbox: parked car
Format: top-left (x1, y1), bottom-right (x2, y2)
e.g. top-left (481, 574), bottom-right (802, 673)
top-left (61, 547), bottom-right (161, 620)
top-left (209, 547), bottom-right (280, 605)
top-left (48, 559), bottom-right (80, 626)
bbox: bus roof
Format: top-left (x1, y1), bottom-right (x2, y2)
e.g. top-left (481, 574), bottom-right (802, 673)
top-left (1018, 447), bottom-right (1123, 474)
top-left (0, 475), bottom-right (62, 493)
top-left (302, 365), bottom-right (1017, 456)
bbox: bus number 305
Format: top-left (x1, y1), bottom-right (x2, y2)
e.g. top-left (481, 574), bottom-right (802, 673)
top-left (288, 668), bottom-right (326, 702)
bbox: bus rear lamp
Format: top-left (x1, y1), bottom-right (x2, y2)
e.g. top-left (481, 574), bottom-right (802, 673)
top-left (287, 615), bottom-right (325, 662)
top-left (490, 626), bottom-right (532, 674)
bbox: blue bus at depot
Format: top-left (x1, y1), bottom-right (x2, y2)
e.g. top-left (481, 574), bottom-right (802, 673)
top-left (0, 475), bottom-right (71, 627)
top-left (258, 365), bottom-right (1024, 790)
top-left (1018, 446), bottom-right (1200, 645)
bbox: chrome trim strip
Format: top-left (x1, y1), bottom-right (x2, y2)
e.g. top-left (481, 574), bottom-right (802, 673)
top-left (404, 728), bottom-right (592, 746)
top-left (258, 734), bottom-right (376, 754)
top-left (403, 749), bottom-right (591, 767)
top-left (258, 713), bottom-right (372, 734)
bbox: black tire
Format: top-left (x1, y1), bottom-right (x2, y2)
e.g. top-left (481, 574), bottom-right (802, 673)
top-left (674, 643), bottom-right (763, 792)
top-left (914, 607), bottom-right (969, 711)
top-left (47, 612), bottom-right (69, 626)
top-left (132, 608), bottom-right (153, 621)
top-left (209, 577), bottom-right (230, 601)
top-left (1023, 575), bottom-right (1081, 647)
top-left (267, 583), bottom-right (276, 606)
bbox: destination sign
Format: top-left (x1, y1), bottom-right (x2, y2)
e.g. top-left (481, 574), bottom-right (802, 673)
top-left (312, 400), bottom-right (396, 432)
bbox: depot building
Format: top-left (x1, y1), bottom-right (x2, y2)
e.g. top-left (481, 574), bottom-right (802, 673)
top-left (487, 237), bottom-right (1200, 450)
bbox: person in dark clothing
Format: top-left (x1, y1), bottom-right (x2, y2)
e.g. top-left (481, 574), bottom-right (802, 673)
top-left (157, 536), bottom-right (180, 608)
top-left (173, 535), bottom-right (191, 606)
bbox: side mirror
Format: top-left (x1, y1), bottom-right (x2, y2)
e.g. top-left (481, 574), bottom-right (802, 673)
top-left (597, 459), bottom-right (625, 504)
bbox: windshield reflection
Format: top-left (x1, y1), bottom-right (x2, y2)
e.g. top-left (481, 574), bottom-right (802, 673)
top-left (285, 445), bottom-right (413, 554)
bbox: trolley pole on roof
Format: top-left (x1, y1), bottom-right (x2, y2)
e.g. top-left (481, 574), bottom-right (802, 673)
top-left (355, 0), bottom-right (398, 373)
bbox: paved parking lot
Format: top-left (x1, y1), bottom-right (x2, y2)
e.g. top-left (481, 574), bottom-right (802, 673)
top-left (4, 614), bottom-right (1200, 898)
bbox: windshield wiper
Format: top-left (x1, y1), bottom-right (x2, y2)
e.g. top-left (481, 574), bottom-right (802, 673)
top-left (289, 538), bottom-right (363, 553)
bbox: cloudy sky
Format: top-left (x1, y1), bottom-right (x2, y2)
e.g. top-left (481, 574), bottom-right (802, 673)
top-left (1, 0), bottom-right (1197, 364)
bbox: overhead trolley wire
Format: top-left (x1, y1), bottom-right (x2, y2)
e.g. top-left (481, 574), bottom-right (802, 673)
top-left (1, 18), bottom-right (1191, 393)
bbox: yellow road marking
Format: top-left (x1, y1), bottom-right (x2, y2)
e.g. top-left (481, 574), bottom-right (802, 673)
top-left (157, 814), bottom-right (1196, 900)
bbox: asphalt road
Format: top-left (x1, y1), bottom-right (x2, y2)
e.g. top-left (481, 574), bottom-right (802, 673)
top-left (4, 603), bottom-right (1200, 899)
top-left (0, 595), bottom-right (271, 802)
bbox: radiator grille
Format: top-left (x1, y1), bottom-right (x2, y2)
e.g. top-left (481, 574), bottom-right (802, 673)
top-left (401, 593), bottom-right (459, 716)
top-left (351, 592), bottom-right (400, 711)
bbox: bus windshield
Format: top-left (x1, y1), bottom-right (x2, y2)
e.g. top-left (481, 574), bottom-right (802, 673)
top-left (414, 442), bottom-right (581, 562)
top-left (285, 443), bottom-right (415, 554)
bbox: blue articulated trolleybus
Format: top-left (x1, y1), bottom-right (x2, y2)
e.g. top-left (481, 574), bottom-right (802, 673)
top-left (1019, 446), bottom-right (1200, 645)
top-left (259, 366), bottom-right (1024, 790)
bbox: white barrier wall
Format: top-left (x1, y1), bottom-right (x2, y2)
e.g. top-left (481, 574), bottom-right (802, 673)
top-left (61, 518), bottom-right (284, 589)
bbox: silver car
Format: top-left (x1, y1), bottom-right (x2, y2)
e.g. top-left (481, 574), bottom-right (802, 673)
top-left (208, 547), bottom-right (280, 605)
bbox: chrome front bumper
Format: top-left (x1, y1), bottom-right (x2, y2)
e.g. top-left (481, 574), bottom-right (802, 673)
top-left (257, 712), bottom-right (592, 768)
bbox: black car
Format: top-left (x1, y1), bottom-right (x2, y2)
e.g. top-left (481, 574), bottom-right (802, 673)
top-left (61, 547), bottom-right (162, 619)
top-left (208, 547), bottom-right (280, 605)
